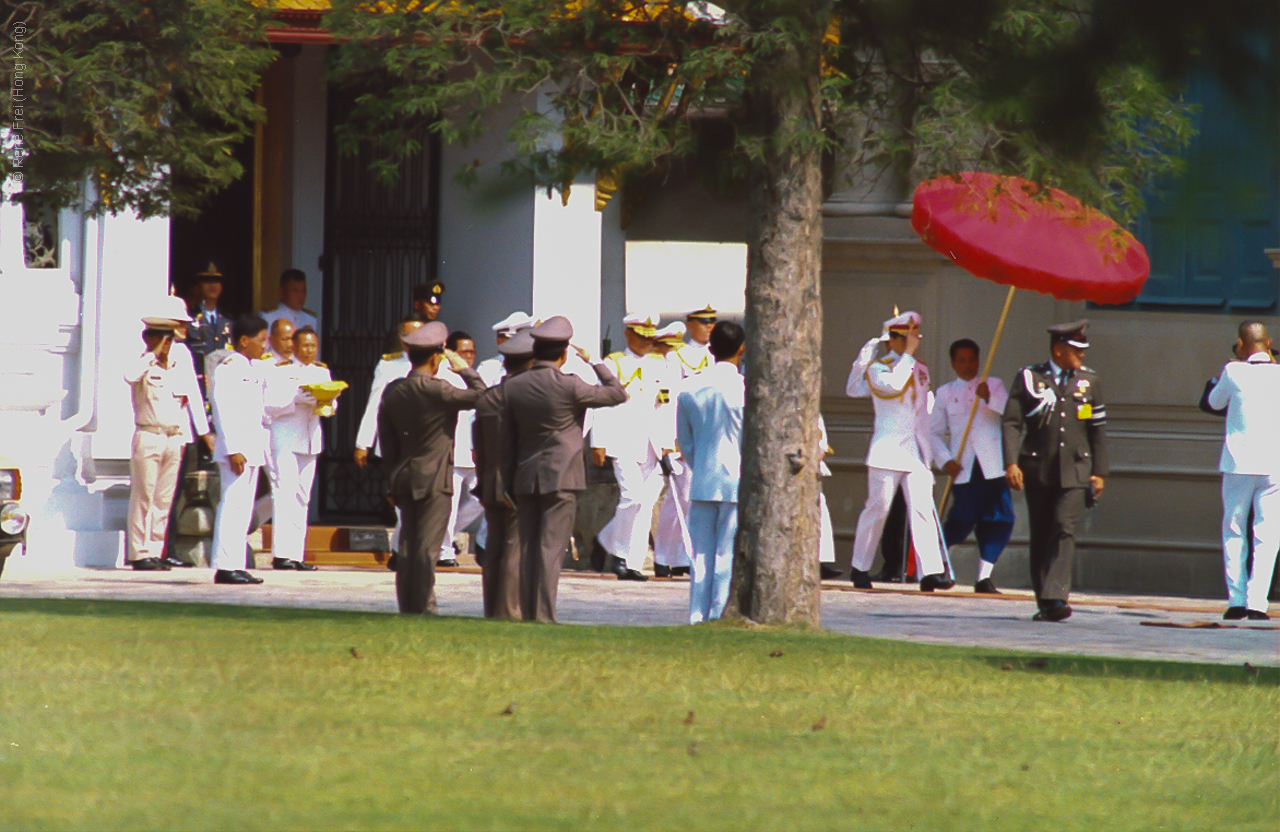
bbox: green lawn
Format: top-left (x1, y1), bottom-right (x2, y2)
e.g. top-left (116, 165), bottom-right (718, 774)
top-left (1, 598), bottom-right (1276, 831)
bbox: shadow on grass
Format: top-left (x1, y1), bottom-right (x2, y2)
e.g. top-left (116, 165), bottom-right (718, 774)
top-left (978, 654), bottom-right (1280, 686)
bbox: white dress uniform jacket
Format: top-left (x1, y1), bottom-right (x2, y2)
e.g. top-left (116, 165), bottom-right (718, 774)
top-left (593, 349), bottom-right (677, 460)
top-left (669, 340), bottom-right (711, 379)
top-left (864, 352), bottom-right (936, 472)
top-left (930, 376), bottom-right (1009, 483)
top-left (356, 353), bottom-right (411, 455)
top-left (1207, 353), bottom-right (1280, 476)
top-left (267, 358), bottom-right (332, 455)
top-left (211, 352), bottom-right (270, 467)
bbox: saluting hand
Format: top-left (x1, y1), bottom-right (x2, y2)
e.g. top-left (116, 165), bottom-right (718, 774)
top-left (572, 343), bottom-right (592, 363)
top-left (229, 452), bottom-right (247, 476)
top-left (443, 348), bottom-right (468, 372)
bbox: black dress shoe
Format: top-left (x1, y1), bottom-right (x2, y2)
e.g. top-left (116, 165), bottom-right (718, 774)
top-left (1246, 609), bottom-right (1271, 621)
top-left (294, 560), bottom-right (318, 571)
top-left (609, 555), bottom-right (629, 579)
top-left (130, 557), bottom-right (171, 571)
top-left (160, 556), bottom-right (193, 568)
top-left (617, 568), bottom-right (649, 582)
top-left (849, 568), bottom-right (873, 589)
top-left (869, 570), bottom-right (904, 583)
top-left (272, 558), bottom-right (299, 570)
top-left (919, 573), bottom-right (955, 592)
top-left (654, 563), bottom-right (672, 578)
top-left (820, 564), bottom-right (843, 580)
top-left (436, 559), bottom-right (459, 568)
top-left (1223, 606), bottom-right (1248, 620)
top-left (214, 569), bottom-right (264, 585)
top-left (1032, 602), bottom-right (1072, 622)
top-left (386, 553), bottom-right (398, 571)
top-left (671, 566), bottom-right (690, 577)
top-left (974, 578), bottom-right (1001, 595)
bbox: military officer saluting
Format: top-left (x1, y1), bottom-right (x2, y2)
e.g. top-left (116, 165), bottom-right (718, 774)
top-left (1002, 320), bottom-right (1108, 622)
top-left (591, 311), bottom-right (677, 580)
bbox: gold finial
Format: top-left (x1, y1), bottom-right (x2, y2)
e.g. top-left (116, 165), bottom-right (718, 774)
top-left (893, 304), bottom-right (900, 316)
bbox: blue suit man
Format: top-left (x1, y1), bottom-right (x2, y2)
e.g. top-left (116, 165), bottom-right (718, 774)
top-left (675, 321), bottom-right (746, 624)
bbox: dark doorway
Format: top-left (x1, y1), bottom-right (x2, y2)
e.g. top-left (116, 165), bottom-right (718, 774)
top-left (316, 88), bottom-right (441, 522)
top-left (168, 138), bottom-right (256, 314)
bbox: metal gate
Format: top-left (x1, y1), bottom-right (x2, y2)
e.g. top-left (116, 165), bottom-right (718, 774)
top-left (318, 90), bottom-right (441, 522)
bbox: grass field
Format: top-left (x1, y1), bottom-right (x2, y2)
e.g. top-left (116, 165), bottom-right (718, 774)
top-left (1, 598), bottom-right (1276, 831)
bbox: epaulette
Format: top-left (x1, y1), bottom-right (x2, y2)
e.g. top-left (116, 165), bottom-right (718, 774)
top-left (606, 351), bottom-right (625, 361)
top-left (382, 352), bottom-right (402, 361)
top-left (219, 354), bottom-right (237, 366)
top-left (313, 361), bottom-right (327, 369)
top-left (303, 308), bottom-right (317, 316)
top-left (277, 359), bottom-right (292, 367)
top-left (1078, 365), bottom-right (1096, 374)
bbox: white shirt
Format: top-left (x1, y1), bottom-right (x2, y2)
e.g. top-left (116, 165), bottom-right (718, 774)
top-left (355, 353), bottom-right (411, 454)
top-left (476, 356), bottom-right (505, 387)
top-left (669, 340), bottom-right (712, 379)
top-left (930, 376), bottom-right (1008, 483)
top-left (592, 348), bottom-right (677, 460)
top-left (863, 351), bottom-right (935, 473)
top-left (262, 305), bottom-right (319, 334)
top-left (1207, 352), bottom-right (1280, 476)
top-left (438, 363), bottom-right (478, 465)
top-left (210, 351), bottom-right (270, 466)
top-left (266, 358), bottom-right (332, 456)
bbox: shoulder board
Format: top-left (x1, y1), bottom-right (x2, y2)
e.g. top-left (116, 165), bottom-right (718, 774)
top-left (606, 351), bottom-right (625, 361)
top-left (219, 354), bottom-right (238, 366)
top-left (276, 359), bottom-right (292, 367)
top-left (313, 361), bottom-right (327, 369)
top-left (302, 308), bottom-right (317, 316)
top-left (1078, 365), bottom-right (1096, 375)
top-left (382, 352), bottom-right (402, 361)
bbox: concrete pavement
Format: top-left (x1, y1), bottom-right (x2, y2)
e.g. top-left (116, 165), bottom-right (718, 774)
top-left (1, 560), bottom-right (1276, 667)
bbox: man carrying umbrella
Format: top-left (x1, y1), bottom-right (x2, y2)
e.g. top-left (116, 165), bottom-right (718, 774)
top-left (848, 311), bottom-right (954, 592)
top-left (1002, 321), bottom-right (1108, 622)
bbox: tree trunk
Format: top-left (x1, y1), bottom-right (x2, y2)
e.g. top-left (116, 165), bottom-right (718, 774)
top-left (730, 19), bottom-right (825, 627)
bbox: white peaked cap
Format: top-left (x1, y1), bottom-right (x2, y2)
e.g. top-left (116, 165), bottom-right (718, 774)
top-left (491, 311), bottom-right (535, 337)
top-left (880, 310), bottom-right (923, 341)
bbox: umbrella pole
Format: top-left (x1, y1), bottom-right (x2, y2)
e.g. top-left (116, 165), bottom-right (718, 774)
top-left (938, 285), bottom-right (1017, 515)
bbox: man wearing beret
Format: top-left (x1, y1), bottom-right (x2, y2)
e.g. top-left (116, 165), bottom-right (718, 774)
top-left (501, 316), bottom-right (628, 622)
top-left (1002, 320), bottom-right (1108, 622)
top-left (378, 321), bottom-right (485, 614)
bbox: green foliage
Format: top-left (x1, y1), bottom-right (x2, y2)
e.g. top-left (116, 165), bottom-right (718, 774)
top-left (0, 0), bottom-right (274, 218)
top-left (326, 0), bottom-right (1273, 224)
top-left (0, 599), bottom-right (1276, 831)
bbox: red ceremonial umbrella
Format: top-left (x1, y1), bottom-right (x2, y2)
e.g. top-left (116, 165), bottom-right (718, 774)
top-left (910, 171), bottom-right (1150, 506)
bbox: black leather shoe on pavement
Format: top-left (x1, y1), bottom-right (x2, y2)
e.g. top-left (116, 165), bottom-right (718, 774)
top-left (671, 566), bottom-right (690, 577)
top-left (609, 555), bottom-right (629, 579)
top-left (272, 558), bottom-right (298, 570)
top-left (130, 557), bottom-right (170, 571)
top-left (654, 564), bottom-right (672, 578)
top-left (849, 568), bottom-right (873, 589)
top-left (294, 560), bottom-right (318, 571)
top-left (919, 573), bottom-right (956, 592)
top-left (436, 559), bottom-right (459, 568)
top-left (820, 564), bottom-right (843, 580)
top-left (618, 568), bottom-right (649, 582)
top-left (159, 556), bottom-right (193, 568)
top-left (1246, 609), bottom-right (1270, 621)
top-left (1032, 602), bottom-right (1072, 622)
top-left (1223, 606), bottom-right (1248, 620)
top-left (973, 578), bottom-right (1001, 595)
top-left (385, 553), bottom-right (397, 572)
top-left (215, 569), bottom-right (264, 585)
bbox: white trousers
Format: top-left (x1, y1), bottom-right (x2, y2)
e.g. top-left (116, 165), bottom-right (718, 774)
top-left (126, 430), bottom-right (185, 561)
top-left (654, 460), bottom-right (692, 567)
top-left (440, 466), bottom-right (484, 559)
top-left (851, 467), bottom-right (945, 576)
top-left (819, 489), bottom-right (835, 564)
top-left (212, 461), bottom-right (260, 572)
top-left (268, 449), bottom-right (318, 563)
top-left (599, 450), bottom-right (664, 570)
top-left (688, 500), bottom-right (737, 624)
top-left (1221, 472), bottom-right (1280, 611)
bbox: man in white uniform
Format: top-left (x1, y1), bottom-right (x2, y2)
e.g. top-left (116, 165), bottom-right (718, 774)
top-left (848, 311), bottom-right (954, 591)
top-left (476, 311), bottom-right (535, 387)
top-left (436, 330), bottom-right (486, 567)
top-left (261, 268), bottom-right (319, 334)
top-left (677, 321), bottom-right (746, 623)
top-left (930, 338), bottom-right (1013, 593)
top-left (264, 326), bottom-right (328, 571)
top-left (209, 314), bottom-right (277, 585)
top-left (592, 311), bottom-right (674, 580)
top-left (653, 321), bottom-right (698, 577)
top-left (1206, 320), bottom-right (1280, 621)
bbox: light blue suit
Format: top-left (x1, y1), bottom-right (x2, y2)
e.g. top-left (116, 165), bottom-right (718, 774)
top-left (676, 361), bottom-right (744, 623)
